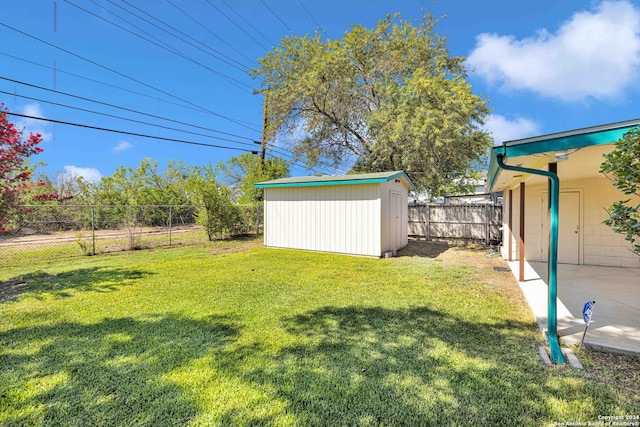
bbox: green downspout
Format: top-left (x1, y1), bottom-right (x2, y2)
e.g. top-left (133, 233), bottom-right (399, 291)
top-left (496, 154), bottom-right (566, 364)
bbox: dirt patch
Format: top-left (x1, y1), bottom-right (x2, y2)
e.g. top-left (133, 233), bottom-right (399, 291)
top-left (0, 279), bottom-right (28, 301)
top-left (582, 349), bottom-right (640, 402)
top-left (398, 238), bottom-right (523, 304)
top-left (0, 274), bottom-right (59, 302)
top-left (209, 235), bottom-right (264, 256)
top-left (397, 239), bottom-right (451, 258)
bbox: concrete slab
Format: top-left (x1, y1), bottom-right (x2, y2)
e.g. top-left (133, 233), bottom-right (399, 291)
top-left (563, 348), bottom-right (583, 369)
top-left (507, 260), bottom-right (640, 354)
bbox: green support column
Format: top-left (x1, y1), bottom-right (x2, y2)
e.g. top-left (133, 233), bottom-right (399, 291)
top-left (496, 155), bottom-right (565, 364)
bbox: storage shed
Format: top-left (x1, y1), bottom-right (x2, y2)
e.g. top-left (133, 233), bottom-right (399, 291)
top-left (255, 171), bottom-right (416, 257)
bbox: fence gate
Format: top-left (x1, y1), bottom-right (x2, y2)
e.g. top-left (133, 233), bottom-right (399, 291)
top-left (408, 203), bottom-right (502, 245)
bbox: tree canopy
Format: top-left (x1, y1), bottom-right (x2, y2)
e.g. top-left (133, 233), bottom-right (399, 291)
top-left (600, 128), bottom-right (640, 255)
top-left (252, 14), bottom-right (492, 196)
top-left (1, 107), bottom-right (49, 232)
top-left (219, 153), bottom-right (290, 204)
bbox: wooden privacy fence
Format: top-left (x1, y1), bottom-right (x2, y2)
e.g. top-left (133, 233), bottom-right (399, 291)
top-left (408, 203), bottom-right (502, 245)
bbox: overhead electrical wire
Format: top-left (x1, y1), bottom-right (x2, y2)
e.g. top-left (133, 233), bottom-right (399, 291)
top-left (0, 76), bottom-right (257, 141)
top-left (85, 0), bottom-right (182, 58)
top-left (65, 0), bottom-right (253, 91)
top-left (204, 0), bottom-right (270, 51)
top-left (6, 112), bottom-right (256, 153)
top-left (165, 0), bottom-right (257, 67)
top-left (0, 22), bottom-right (256, 130)
top-left (220, 0), bottom-right (275, 47)
top-left (259, 0), bottom-right (294, 33)
top-left (0, 53), bottom-right (261, 131)
top-left (296, 0), bottom-right (322, 29)
top-left (3, 90), bottom-right (260, 148)
top-left (108, 0), bottom-right (252, 71)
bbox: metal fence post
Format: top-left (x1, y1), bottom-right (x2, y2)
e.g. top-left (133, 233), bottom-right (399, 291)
top-left (91, 205), bottom-right (96, 256)
top-left (169, 205), bottom-right (173, 246)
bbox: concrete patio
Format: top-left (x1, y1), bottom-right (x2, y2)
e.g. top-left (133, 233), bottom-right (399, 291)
top-left (508, 260), bottom-right (640, 354)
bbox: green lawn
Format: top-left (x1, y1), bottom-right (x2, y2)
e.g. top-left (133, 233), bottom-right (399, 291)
top-left (0, 237), bottom-right (637, 426)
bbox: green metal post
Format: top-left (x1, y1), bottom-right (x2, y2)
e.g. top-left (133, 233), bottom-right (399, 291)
top-left (496, 154), bottom-right (565, 364)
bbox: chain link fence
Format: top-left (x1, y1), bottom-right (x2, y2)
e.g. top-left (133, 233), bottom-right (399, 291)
top-left (0, 204), bottom-right (263, 266)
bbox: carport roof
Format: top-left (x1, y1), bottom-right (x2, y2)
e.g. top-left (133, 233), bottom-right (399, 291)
top-left (255, 170), bottom-right (416, 190)
top-left (486, 118), bottom-right (640, 192)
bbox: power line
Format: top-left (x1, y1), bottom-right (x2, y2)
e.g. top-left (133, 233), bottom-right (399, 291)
top-left (6, 111), bottom-right (333, 175)
top-left (0, 52), bottom-right (260, 131)
top-left (6, 112), bottom-right (255, 153)
top-left (297, 0), bottom-right (322, 29)
top-left (0, 21), bottom-right (255, 130)
top-left (220, 0), bottom-right (275, 47)
top-left (3, 90), bottom-right (260, 148)
top-left (259, 0), bottom-right (294, 33)
top-left (86, 0), bottom-right (182, 57)
top-left (0, 76), bottom-right (258, 141)
top-left (165, 0), bottom-right (257, 67)
top-left (204, 0), bottom-right (270, 51)
top-left (111, 0), bottom-right (252, 71)
top-left (65, 0), bottom-right (252, 91)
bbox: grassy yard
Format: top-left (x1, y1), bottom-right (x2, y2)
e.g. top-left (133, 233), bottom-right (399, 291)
top-left (0, 237), bottom-right (637, 426)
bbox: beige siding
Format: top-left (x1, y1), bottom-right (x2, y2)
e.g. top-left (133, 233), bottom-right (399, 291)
top-left (503, 176), bottom-right (640, 268)
top-left (264, 184), bottom-right (382, 257)
top-left (574, 176), bottom-right (640, 267)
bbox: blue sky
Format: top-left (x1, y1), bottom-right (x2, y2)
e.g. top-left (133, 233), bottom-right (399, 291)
top-left (2, 0), bottom-right (640, 183)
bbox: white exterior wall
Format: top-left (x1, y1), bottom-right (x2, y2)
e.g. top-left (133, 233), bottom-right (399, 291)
top-left (263, 184), bottom-right (383, 257)
top-left (380, 180), bottom-right (410, 253)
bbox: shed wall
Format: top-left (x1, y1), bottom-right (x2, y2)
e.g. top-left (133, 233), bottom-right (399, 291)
top-left (264, 184), bottom-right (382, 257)
top-left (380, 180), bottom-right (409, 252)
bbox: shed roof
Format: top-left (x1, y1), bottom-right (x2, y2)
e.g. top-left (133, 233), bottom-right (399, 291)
top-left (255, 170), bottom-right (416, 190)
top-left (486, 118), bottom-right (640, 192)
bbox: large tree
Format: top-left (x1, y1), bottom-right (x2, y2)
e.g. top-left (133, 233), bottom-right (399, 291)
top-left (600, 128), bottom-right (640, 255)
top-left (252, 14), bottom-right (492, 196)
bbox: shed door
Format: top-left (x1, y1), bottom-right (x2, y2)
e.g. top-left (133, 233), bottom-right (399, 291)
top-left (542, 191), bottom-right (581, 264)
top-left (390, 192), bottom-right (403, 250)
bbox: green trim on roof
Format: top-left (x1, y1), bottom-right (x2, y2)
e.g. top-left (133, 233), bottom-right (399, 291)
top-left (502, 127), bottom-right (632, 157)
top-left (486, 121), bottom-right (640, 192)
top-left (255, 170), bottom-right (416, 190)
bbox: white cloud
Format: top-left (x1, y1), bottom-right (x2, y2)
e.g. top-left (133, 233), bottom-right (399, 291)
top-left (467, 0), bottom-right (640, 101)
top-left (113, 140), bottom-right (133, 152)
top-left (63, 165), bottom-right (102, 184)
top-left (485, 114), bottom-right (541, 144)
top-left (15, 103), bottom-right (53, 141)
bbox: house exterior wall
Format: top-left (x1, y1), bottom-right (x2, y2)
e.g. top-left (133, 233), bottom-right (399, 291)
top-left (263, 183), bottom-right (383, 257)
top-left (501, 186), bottom-right (521, 261)
top-left (503, 177), bottom-right (640, 268)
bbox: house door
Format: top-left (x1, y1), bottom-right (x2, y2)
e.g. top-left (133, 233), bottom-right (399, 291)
top-left (390, 192), bottom-right (403, 250)
top-left (542, 191), bottom-right (581, 264)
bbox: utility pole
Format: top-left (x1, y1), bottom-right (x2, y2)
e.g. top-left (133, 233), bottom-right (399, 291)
top-left (253, 89), bottom-right (269, 177)
top-left (259, 93), bottom-right (267, 177)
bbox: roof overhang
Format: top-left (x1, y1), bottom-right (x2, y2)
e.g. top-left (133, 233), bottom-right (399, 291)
top-left (255, 170), bottom-right (417, 191)
top-left (487, 118), bottom-right (640, 192)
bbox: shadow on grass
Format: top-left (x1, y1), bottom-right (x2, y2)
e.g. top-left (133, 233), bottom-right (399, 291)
top-left (0, 267), bottom-right (152, 302)
top-left (0, 313), bottom-right (241, 426)
top-left (216, 306), bottom-right (622, 426)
